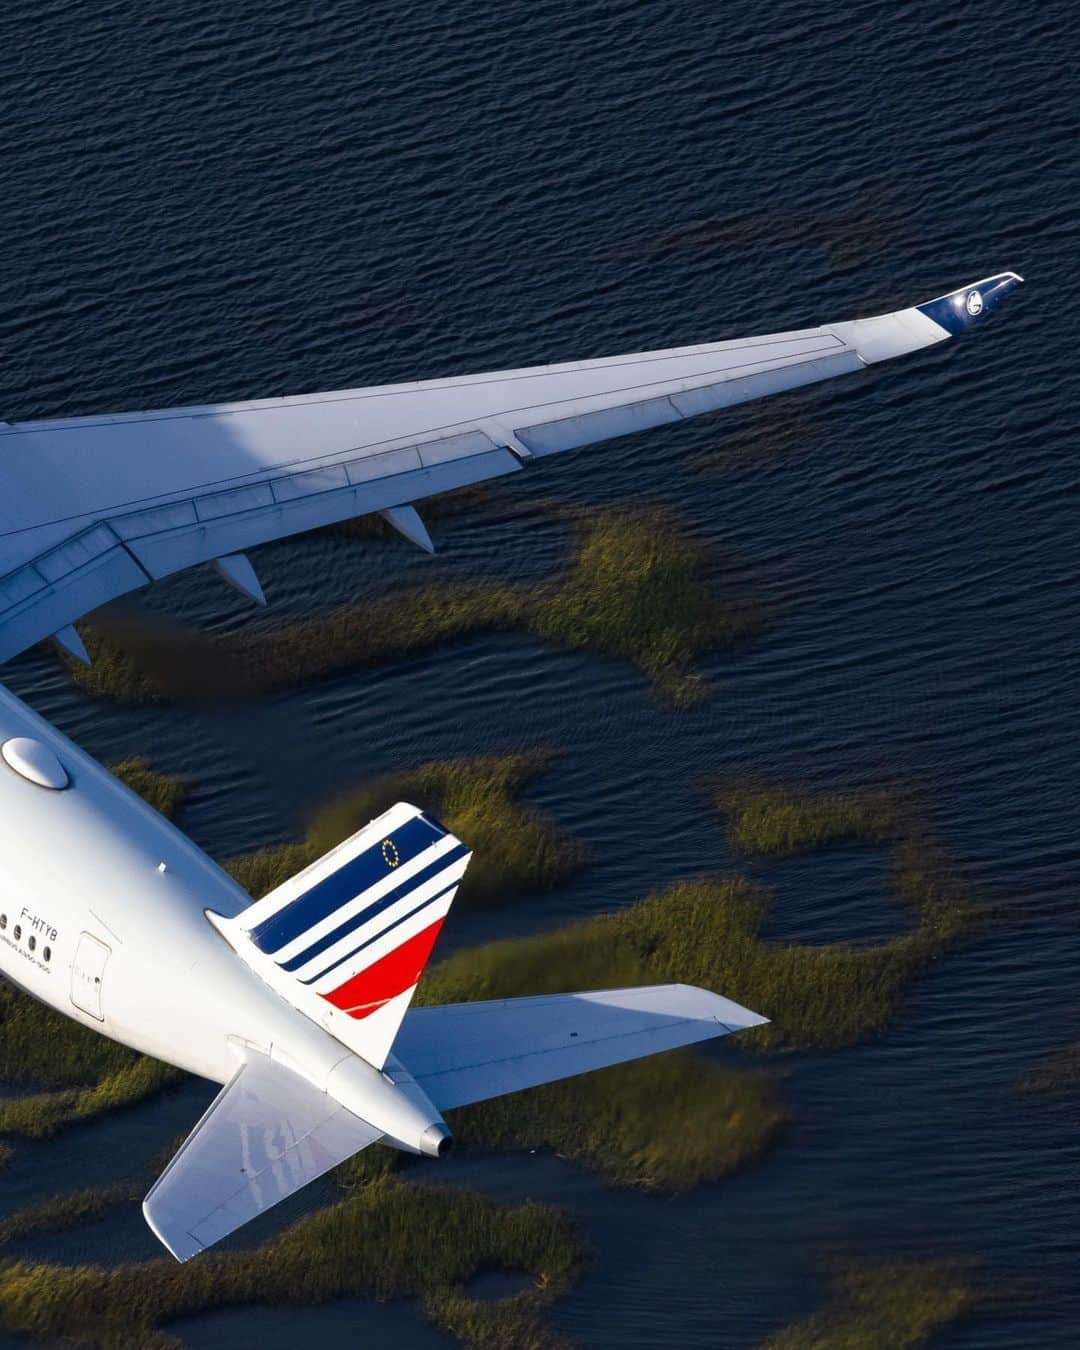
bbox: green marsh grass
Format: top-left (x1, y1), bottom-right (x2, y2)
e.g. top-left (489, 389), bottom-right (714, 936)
top-left (716, 784), bottom-right (903, 856)
top-left (0, 1056), bottom-right (180, 1139)
top-left (0, 1177), bottom-right (584, 1350)
top-left (226, 750), bottom-right (588, 905)
top-left (451, 1053), bottom-right (786, 1190)
top-left (762, 1259), bottom-right (977, 1349)
top-left (68, 508), bottom-right (758, 707)
top-left (0, 959), bottom-right (180, 1139)
top-left (0, 981), bottom-right (149, 1096)
top-left (0, 1180), bottom-right (139, 1245)
top-left (109, 757), bottom-right (190, 821)
top-left (421, 872), bottom-right (970, 1055)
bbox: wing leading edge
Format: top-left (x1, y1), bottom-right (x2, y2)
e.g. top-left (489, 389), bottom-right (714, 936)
top-left (0, 273), bottom-right (1021, 664)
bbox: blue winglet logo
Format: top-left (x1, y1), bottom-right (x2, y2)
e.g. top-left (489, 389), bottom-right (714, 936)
top-left (917, 271), bottom-right (1023, 335)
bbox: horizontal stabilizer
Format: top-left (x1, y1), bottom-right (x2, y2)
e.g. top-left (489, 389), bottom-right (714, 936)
top-left (209, 801), bottom-right (470, 1069)
top-left (388, 984), bottom-right (767, 1111)
top-left (143, 1050), bottom-right (381, 1262)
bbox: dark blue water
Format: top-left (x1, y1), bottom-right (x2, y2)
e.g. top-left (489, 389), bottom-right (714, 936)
top-left (2, 1), bottom-right (1078, 1345)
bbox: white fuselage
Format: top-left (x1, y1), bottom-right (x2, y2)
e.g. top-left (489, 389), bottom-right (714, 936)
top-left (0, 682), bottom-right (448, 1154)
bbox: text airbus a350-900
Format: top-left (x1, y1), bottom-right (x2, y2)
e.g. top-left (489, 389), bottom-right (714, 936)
top-left (0, 273), bottom-right (1021, 1258)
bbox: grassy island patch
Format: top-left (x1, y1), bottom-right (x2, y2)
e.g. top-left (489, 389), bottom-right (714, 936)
top-left (716, 784), bottom-right (903, 856)
top-left (452, 1053), bottom-right (785, 1191)
top-left (67, 507), bottom-right (758, 707)
top-left (716, 782), bottom-right (974, 941)
top-left (0, 1177), bottom-right (584, 1350)
top-left (0, 981), bottom-right (179, 1138)
top-left (762, 1258), bottom-right (977, 1349)
top-left (227, 750), bottom-right (588, 905)
top-left (110, 757), bottom-right (191, 821)
top-left (0, 1179), bottom-right (139, 1246)
top-left (422, 871), bottom-right (969, 1055)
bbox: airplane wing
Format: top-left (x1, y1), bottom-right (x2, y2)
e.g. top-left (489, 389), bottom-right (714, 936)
top-left (388, 984), bottom-right (768, 1112)
top-left (143, 1050), bottom-right (382, 1262)
top-left (0, 272), bottom-right (1021, 665)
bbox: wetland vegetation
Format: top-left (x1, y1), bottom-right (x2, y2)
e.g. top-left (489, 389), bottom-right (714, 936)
top-left (451, 1053), bottom-right (785, 1191)
top-left (226, 749), bottom-right (589, 905)
top-left (66, 508), bottom-right (758, 707)
top-left (110, 757), bottom-right (190, 821)
top-left (762, 1259), bottom-right (977, 1349)
top-left (422, 867), bottom-right (971, 1056)
top-left (0, 1179), bottom-right (140, 1246)
top-left (716, 783), bottom-right (903, 856)
top-left (0, 1177), bottom-right (585, 1350)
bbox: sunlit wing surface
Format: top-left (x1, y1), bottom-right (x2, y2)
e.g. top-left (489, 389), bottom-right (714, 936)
top-left (143, 1050), bottom-right (382, 1262)
top-left (0, 273), bottom-right (1021, 664)
top-left (388, 984), bottom-right (768, 1111)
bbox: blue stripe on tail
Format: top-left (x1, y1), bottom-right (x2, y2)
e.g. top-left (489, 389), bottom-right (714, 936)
top-left (250, 813), bottom-right (446, 954)
top-left (278, 844), bottom-right (469, 974)
top-left (300, 878), bottom-right (461, 987)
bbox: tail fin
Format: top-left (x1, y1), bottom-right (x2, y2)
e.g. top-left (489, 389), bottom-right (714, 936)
top-left (210, 802), bottom-right (470, 1068)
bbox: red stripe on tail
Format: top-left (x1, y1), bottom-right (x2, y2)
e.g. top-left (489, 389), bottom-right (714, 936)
top-left (321, 919), bottom-right (445, 1020)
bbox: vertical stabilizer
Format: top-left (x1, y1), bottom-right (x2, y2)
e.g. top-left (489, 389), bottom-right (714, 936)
top-left (209, 803), bottom-right (470, 1068)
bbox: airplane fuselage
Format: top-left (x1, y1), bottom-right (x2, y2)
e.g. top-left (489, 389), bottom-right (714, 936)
top-left (0, 682), bottom-right (451, 1155)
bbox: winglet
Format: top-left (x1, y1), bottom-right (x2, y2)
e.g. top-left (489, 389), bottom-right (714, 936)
top-left (916, 271), bottom-right (1023, 336)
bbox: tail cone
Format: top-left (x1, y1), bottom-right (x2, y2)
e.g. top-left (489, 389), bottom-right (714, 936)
top-left (420, 1123), bottom-right (454, 1158)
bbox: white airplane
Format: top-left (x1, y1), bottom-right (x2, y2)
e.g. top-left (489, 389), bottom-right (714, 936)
top-left (0, 273), bottom-right (1021, 1260)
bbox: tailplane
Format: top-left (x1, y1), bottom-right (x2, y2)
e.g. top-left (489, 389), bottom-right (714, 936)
top-left (144, 1049), bottom-right (382, 1261)
top-left (209, 801), bottom-right (470, 1068)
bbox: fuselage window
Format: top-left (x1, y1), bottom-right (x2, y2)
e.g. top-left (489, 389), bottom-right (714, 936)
top-left (27, 936), bottom-right (35, 952)
top-left (12, 925), bottom-right (20, 941)
top-left (43, 946), bottom-right (51, 963)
